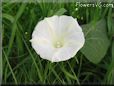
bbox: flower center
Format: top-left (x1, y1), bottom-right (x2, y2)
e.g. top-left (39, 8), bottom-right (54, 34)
top-left (55, 41), bottom-right (63, 48)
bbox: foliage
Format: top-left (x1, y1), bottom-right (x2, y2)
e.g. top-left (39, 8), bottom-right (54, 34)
top-left (2, 2), bottom-right (114, 85)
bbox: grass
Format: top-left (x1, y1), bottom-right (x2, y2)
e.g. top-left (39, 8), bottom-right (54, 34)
top-left (2, 1), bottom-right (114, 85)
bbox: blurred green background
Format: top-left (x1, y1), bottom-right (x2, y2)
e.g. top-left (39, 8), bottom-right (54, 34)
top-left (2, 1), bottom-right (114, 85)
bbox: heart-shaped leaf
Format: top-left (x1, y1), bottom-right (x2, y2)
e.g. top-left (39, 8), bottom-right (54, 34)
top-left (81, 19), bottom-right (110, 64)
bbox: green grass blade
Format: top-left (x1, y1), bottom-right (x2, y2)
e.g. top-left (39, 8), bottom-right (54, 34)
top-left (7, 4), bottom-right (26, 56)
top-left (3, 50), bottom-right (18, 84)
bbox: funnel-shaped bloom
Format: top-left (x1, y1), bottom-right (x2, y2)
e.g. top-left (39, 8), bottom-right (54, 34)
top-left (30, 15), bottom-right (85, 62)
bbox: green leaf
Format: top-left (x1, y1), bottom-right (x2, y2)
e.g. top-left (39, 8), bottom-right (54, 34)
top-left (81, 19), bottom-right (110, 64)
top-left (55, 8), bottom-right (67, 16)
top-left (3, 13), bottom-right (14, 23)
top-left (48, 8), bottom-right (67, 16)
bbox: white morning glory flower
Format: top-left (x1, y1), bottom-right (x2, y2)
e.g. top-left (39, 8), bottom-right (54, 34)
top-left (30, 15), bottom-right (85, 62)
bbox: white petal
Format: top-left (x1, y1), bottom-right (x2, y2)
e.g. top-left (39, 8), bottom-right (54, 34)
top-left (31, 16), bottom-right (58, 61)
top-left (51, 31), bottom-right (85, 62)
top-left (65, 31), bottom-right (85, 46)
top-left (32, 16), bottom-right (58, 41)
top-left (44, 16), bottom-right (60, 38)
top-left (59, 15), bottom-right (82, 35)
top-left (51, 16), bottom-right (85, 62)
top-left (31, 38), bottom-right (56, 61)
top-left (44, 15), bottom-right (59, 31)
top-left (52, 41), bottom-right (81, 62)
